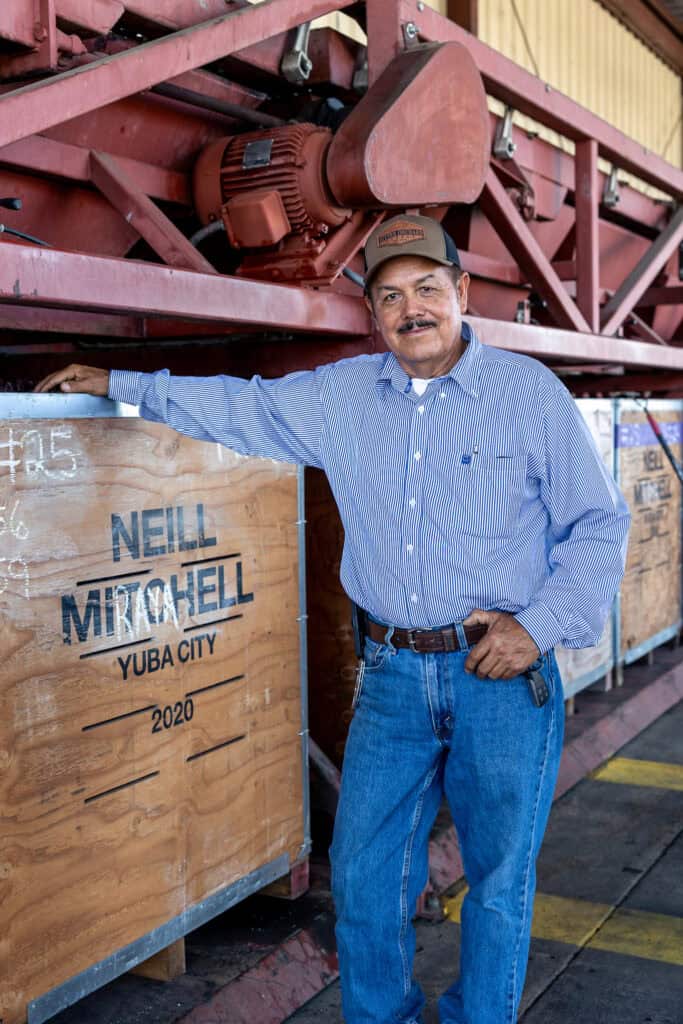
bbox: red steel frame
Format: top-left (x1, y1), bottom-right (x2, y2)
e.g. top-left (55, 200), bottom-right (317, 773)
top-left (1, 0), bottom-right (683, 395)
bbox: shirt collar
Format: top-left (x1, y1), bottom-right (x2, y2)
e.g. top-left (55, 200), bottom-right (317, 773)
top-left (377, 320), bottom-right (482, 399)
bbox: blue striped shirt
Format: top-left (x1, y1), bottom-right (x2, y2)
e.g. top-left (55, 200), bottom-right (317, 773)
top-left (108, 323), bottom-right (630, 653)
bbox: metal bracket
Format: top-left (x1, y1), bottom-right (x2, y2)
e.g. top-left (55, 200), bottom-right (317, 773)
top-left (493, 107), bottom-right (517, 160)
top-left (281, 21), bottom-right (312, 84)
top-left (603, 165), bottom-right (621, 208)
top-left (402, 21), bottom-right (420, 47)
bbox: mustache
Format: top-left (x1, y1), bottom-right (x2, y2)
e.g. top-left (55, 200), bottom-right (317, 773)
top-left (397, 318), bottom-right (438, 334)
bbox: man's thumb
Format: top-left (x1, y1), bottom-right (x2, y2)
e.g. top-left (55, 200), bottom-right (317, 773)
top-left (463, 608), bottom-right (496, 627)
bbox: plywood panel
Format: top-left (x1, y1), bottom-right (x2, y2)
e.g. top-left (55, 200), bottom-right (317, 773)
top-left (617, 400), bottom-right (683, 659)
top-left (0, 411), bottom-right (304, 1024)
top-left (555, 400), bottom-right (615, 696)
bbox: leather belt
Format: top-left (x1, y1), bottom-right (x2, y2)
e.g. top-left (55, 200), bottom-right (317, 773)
top-left (365, 619), bottom-right (488, 653)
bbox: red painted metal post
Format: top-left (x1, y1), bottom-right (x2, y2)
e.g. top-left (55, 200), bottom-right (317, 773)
top-left (601, 206), bottom-right (683, 335)
top-left (366, 0), bottom-right (405, 86)
top-left (479, 168), bottom-right (591, 333)
top-left (0, 0), bottom-right (347, 149)
top-left (575, 138), bottom-right (600, 333)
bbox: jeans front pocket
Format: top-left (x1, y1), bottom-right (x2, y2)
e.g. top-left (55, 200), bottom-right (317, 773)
top-left (363, 636), bottom-right (391, 673)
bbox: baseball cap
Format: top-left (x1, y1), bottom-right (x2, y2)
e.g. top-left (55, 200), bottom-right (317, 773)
top-left (364, 214), bottom-right (461, 288)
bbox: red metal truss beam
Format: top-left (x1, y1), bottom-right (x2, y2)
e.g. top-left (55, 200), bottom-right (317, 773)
top-left (0, 136), bottom-right (190, 204)
top-left (575, 139), bottom-right (600, 332)
top-left (0, 244), bottom-right (371, 336)
top-left (122, 0), bottom-right (235, 30)
top-left (638, 284), bottom-right (683, 306)
top-left (0, 305), bottom-right (143, 337)
top-left (366, 0), bottom-right (404, 86)
top-left (625, 310), bottom-right (667, 345)
top-left (0, 0), bottom-right (346, 149)
top-left (467, 316), bottom-right (683, 371)
top-left (401, 0), bottom-right (683, 199)
top-left (459, 251), bottom-right (522, 285)
top-left (56, 0), bottom-right (124, 35)
top-left (601, 206), bottom-right (683, 335)
top-left (0, 4), bottom-right (36, 48)
top-left (479, 168), bottom-right (591, 333)
top-left (553, 260), bottom-right (578, 281)
top-left (569, 371), bottom-right (683, 396)
top-left (89, 151), bottom-right (215, 273)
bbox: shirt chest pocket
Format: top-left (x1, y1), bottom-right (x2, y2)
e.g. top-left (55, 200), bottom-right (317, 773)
top-left (451, 454), bottom-right (528, 538)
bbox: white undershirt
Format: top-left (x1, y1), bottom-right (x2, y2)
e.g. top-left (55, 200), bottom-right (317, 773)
top-left (411, 378), bottom-right (434, 397)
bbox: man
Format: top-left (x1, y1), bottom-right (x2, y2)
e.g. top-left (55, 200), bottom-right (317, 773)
top-left (36, 214), bottom-right (630, 1024)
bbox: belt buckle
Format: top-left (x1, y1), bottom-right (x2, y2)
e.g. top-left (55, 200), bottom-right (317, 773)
top-left (406, 628), bottom-right (430, 653)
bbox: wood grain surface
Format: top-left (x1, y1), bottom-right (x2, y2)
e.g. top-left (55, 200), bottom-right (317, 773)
top-left (0, 416), bottom-right (304, 1024)
top-left (618, 403), bottom-right (683, 659)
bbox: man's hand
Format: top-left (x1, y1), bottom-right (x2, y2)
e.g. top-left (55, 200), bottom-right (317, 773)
top-left (463, 610), bottom-right (540, 679)
top-left (33, 364), bottom-right (110, 396)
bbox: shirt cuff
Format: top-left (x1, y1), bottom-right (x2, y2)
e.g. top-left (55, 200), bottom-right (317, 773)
top-left (514, 602), bottom-right (566, 656)
top-left (108, 369), bottom-right (142, 406)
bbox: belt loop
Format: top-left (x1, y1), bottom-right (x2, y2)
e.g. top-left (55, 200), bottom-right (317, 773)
top-left (383, 624), bottom-right (396, 652)
top-left (454, 622), bottom-right (468, 651)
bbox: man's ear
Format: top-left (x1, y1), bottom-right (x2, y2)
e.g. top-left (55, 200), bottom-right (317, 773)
top-left (457, 272), bottom-right (470, 313)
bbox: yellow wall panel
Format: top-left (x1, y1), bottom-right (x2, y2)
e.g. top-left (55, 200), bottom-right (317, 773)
top-left (479, 0), bottom-right (682, 193)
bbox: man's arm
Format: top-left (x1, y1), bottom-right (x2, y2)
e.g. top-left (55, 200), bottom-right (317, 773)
top-left (514, 377), bottom-right (630, 654)
top-left (465, 376), bottom-right (630, 679)
top-left (35, 363), bottom-right (327, 468)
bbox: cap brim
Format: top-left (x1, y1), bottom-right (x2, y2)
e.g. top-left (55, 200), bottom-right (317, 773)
top-left (365, 253), bottom-right (456, 289)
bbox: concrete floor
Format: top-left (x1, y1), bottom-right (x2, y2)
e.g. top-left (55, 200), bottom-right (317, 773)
top-left (286, 701), bottom-right (683, 1024)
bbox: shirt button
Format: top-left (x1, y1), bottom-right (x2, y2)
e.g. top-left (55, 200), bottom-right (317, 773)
top-left (410, 593), bottom-right (418, 603)
top-left (418, 405), bottom-right (425, 415)
top-left (409, 498), bottom-right (416, 508)
top-left (414, 451), bottom-right (421, 460)
top-left (406, 543), bottom-right (414, 553)
top-left (440, 392), bottom-right (446, 399)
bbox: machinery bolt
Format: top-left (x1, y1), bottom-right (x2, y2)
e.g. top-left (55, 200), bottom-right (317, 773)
top-left (417, 1), bottom-right (425, 9)
top-left (33, 22), bottom-right (48, 42)
top-left (404, 21), bottom-right (418, 40)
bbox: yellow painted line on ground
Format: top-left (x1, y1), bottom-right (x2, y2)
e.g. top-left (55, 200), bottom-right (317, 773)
top-left (443, 890), bottom-right (611, 947)
top-left (443, 891), bottom-right (683, 966)
top-left (590, 757), bottom-right (683, 791)
top-left (590, 907), bottom-right (683, 966)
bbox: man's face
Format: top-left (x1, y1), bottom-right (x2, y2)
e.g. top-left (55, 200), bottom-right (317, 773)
top-left (366, 255), bottom-right (470, 379)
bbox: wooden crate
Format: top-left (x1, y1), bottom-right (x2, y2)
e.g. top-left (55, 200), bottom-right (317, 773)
top-left (555, 400), bottom-right (615, 697)
top-left (0, 395), bottom-right (308, 1024)
top-left (616, 399), bottom-right (683, 665)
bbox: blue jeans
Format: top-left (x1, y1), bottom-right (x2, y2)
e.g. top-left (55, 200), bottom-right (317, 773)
top-left (329, 635), bottom-right (564, 1024)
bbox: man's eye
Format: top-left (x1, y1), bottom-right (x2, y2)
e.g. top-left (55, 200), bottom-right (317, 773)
top-left (419, 286), bottom-right (435, 295)
top-left (383, 293), bottom-right (400, 303)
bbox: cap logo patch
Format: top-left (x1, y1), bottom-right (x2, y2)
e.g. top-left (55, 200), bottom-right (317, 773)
top-left (377, 220), bottom-right (426, 248)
